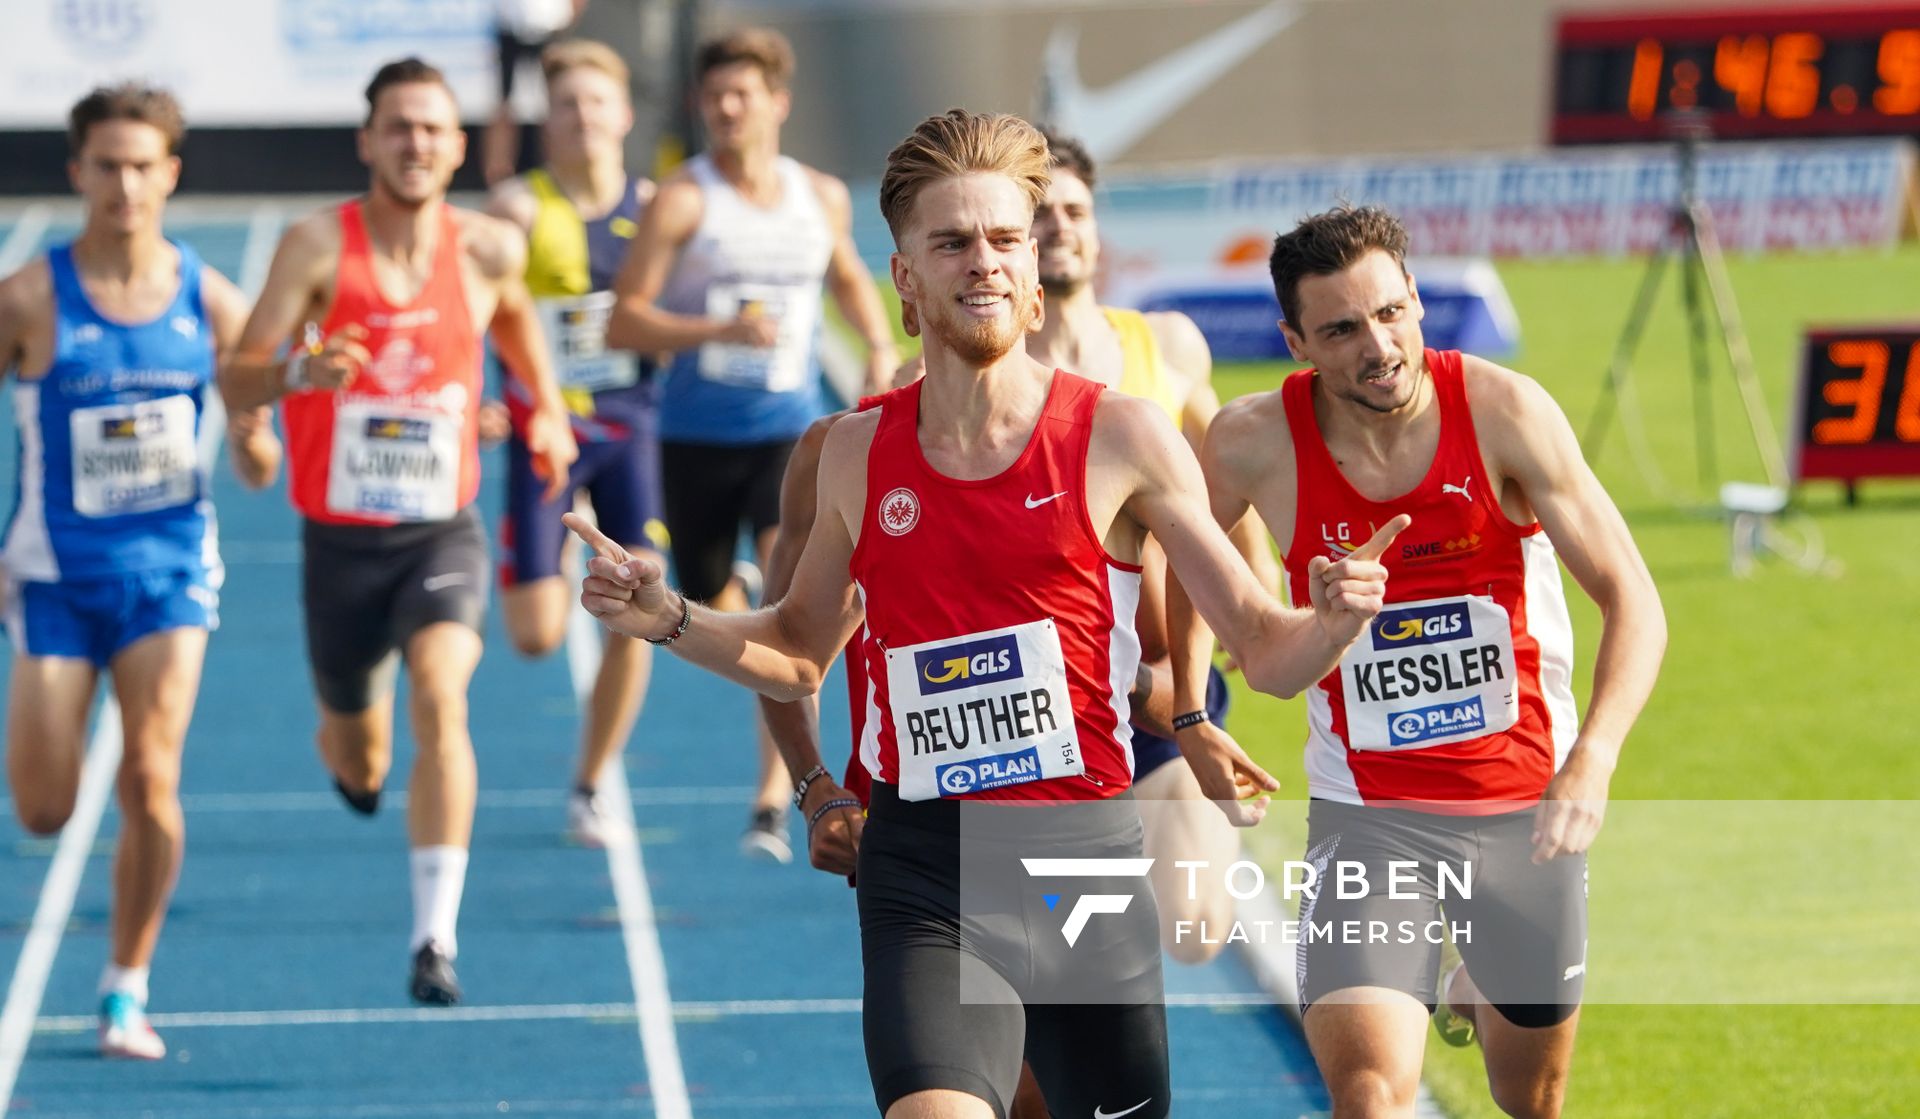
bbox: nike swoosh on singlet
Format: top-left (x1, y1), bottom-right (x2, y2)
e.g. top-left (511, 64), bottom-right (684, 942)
top-left (423, 572), bottom-right (470, 592)
top-left (1025, 491), bottom-right (1068, 509)
top-left (1093, 1100), bottom-right (1153, 1119)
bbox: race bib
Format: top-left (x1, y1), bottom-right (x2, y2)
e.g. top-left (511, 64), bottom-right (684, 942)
top-left (69, 396), bottom-right (199, 518)
top-left (1340, 595), bottom-right (1520, 751)
top-left (696, 280), bottom-right (814, 393)
top-left (537, 292), bottom-right (639, 398)
top-left (325, 400), bottom-right (461, 522)
top-left (886, 619), bottom-right (1085, 801)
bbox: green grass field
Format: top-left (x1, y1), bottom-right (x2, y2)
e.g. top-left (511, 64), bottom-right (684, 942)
top-left (1210, 247), bottom-right (1920, 1118)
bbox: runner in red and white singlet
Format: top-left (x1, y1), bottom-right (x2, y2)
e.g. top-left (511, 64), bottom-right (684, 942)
top-left (282, 198), bottom-right (483, 526)
top-left (221, 58), bottom-right (576, 1009)
top-left (850, 372), bottom-right (1140, 802)
top-left (1282, 347), bottom-right (1579, 809)
top-left (1182, 204), bottom-right (1665, 1119)
top-left (566, 112), bottom-right (1398, 1119)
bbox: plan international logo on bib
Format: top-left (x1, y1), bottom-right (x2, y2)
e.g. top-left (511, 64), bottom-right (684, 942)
top-left (937, 748), bottom-right (1041, 795)
top-left (1388, 696), bottom-right (1488, 746)
top-left (914, 634), bottom-right (1023, 696)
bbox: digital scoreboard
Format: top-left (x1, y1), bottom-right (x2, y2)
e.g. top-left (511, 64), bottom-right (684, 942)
top-left (1793, 326), bottom-right (1920, 485)
top-left (1554, 4), bottom-right (1920, 143)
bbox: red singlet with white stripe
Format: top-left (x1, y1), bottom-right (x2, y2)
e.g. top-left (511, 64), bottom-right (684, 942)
top-left (284, 200), bottom-right (483, 526)
top-left (1283, 349), bottom-right (1579, 811)
top-left (850, 372), bottom-right (1142, 803)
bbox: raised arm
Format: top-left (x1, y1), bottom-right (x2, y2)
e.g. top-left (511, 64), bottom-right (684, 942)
top-left (1469, 360), bottom-right (1666, 860)
top-left (605, 176), bottom-right (776, 354)
top-left (218, 214), bottom-right (363, 412)
top-left (200, 266), bottom-right (281, 489)
top-left (811, 170), bottom-right (899, 396)
top-left (471, 212), bottom-right (577, 498)
top-left (754, 410), bottom-right (866, 874)
top-left (569, 410), bottom-right (871, 701)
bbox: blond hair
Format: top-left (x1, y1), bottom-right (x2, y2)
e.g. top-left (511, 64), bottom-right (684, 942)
top-left (879, 110), bottom-right (1051, 244)
top-left (541, 38), bottom-right (631, 89)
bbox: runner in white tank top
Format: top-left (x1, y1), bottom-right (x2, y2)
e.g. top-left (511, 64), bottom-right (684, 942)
top-left (605, 27), bottom-right (899, 862)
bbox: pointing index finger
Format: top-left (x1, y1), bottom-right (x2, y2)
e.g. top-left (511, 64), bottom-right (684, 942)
top-left (562, 511), bottom-right (631, 565)
top-left (1347, 514), bottom-right (1412, 562)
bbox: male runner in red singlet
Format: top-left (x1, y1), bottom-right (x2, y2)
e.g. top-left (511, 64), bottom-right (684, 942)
top-left (221, 58), bottom-right (578, 1007)
top-left (568, 110), bottom-right (1402, 1119)
top-left (1177, 204), bottom-right (1666, 1118)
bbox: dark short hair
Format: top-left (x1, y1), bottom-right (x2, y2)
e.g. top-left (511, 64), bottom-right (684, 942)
top-left (1268, 204), bottom-right (1410, 330)
top-left (68, 83), bottom-right (185, 156)
top-left (364, 57), bottom-right (455, 124)
top-left (695, 26), bottom-right (795, 91)
top-left (1039, 129), bottom-right (1095, 192)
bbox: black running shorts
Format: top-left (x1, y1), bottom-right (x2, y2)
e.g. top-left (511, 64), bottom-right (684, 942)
top-left (1296, 798), bottom-right (1588, 1029)
top-left (659, 438), bottom-right (795, 601)
top-left (300, 505), bottom-right (489, 713)
top-left (858, 784), bottom-right (1172, 1119)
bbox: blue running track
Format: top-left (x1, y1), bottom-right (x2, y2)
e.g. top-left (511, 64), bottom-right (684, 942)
top-left (0, 207), bottom-right (1331, 1117)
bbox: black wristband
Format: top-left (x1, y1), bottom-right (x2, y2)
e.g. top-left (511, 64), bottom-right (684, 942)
top-left (792, 764), bottom-right (830, 810)
top-left (1172, 710), bottom-right (1211, 731)
top-left (644, 595), bottom-right (691, 646)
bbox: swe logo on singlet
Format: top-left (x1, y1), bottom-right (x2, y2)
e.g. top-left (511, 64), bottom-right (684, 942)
top-left (1371, 602), bottom-right (1471, 649)
top-left (914, 634), bottom-right (1022, 696)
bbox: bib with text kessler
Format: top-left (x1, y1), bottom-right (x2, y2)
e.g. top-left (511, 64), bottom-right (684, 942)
top-left (885, 619), bottom-right (1085, 801)
top-left (325, 399), bottom-right (461, 522)
top-left (1339, 594), bottom-right (1520, 751)
top-left (69, 395), bottom-right (199, 518)
top-left (696, 280), bottom-right (815, 393)
top-left (537, 292), bottom-right (639, 400)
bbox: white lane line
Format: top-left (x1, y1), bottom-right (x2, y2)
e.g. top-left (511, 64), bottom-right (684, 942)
top-left (237, 205), bottom-right (283, 295)
top-left (177, 785), bottom-right (755, 813)
top-left (31, 991), bottom-right (1276, 1034)
top-left (0, 205), bottom-right (51, 274)
top-left (0, 699), bottom-right (124, 1109)
top-left (566, 545), bottom-right (693, 1119)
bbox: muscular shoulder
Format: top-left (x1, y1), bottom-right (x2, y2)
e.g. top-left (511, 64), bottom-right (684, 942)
top-left (649, 171), bottom-right (707, 234)
top-left (0, 258), bottom-right (53, 326)
top-left (274, 208), bottom-right (345, 280)
top-left (198, 265), bottom-right (251, 341)
top-left (1091, 385), bottom-right (1185, 464)
top-left (1460, 354), bottom-right (1576, 480)
top-left (818, 406), bottom-right (881, 510)
top-left (454, 207), bottom-right (528, 281)
top-left (487, 175), bottom-right (539, 232)
top-left (1205, 387), bottom-right (1291, 486)
top-left (1142, 309), bottom-right (1211, 387)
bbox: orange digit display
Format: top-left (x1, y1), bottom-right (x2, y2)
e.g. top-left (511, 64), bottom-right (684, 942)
top-left (1796, 328), bottom-right (1920, 485)
top-left (1814, 340), bottom-right (1887, 445)
top-left (1628, 38), bottom-right (1664, 120)
top-left (1765, 32), bottom-right (1824, 119)
top-left (1875, 29), bottom-right (1920, 114)
top-left (1715, 34), bottom-right (1771, 116)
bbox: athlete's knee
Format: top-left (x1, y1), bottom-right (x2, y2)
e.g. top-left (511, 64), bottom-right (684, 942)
top-left (506, 623), bottom-right (563, 659)
top-left (407, 684), bottom-right (471, 743)
top-left (115, 749), bottom-right (183, 820)
top-left (1487, 1063), bottom-right (1568, 1119)
top-left (14, 792), bottom-right (76, 837)
top-left (1325, 1067), bottom-right (1420, 1119)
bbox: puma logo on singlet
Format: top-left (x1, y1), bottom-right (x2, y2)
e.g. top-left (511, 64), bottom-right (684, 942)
top-left (1442, 475), bottom-right (1473, 501)
top-left (1025, 491), bottom-right (1067, 509)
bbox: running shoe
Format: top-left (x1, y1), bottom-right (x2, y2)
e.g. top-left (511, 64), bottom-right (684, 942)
top-left (333, 777), bottom-right (382, 817)
top-left (739, 806), bottom-right (792, 864)
top-left (731, 558), bottom-right (765, 606)
top-left (1432, 938), bottom-right (1476, 1048)
top-left (409, 940), bottom-right (462, 1006)
top-left (567, 788), bottom-right (618, 849)
top-left (99, 991), bottom-right (166, 1060)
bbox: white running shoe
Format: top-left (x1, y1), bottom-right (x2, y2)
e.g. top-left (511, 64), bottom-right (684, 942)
top-left (731, 559), bottom-right (765, 606)
top-left (99, 991), bottom-right (166, 1060)
top-left (567, 789), bottom-right (619, 849)
top-left (1432, 938), bottom-right (1476, 1048)
top-left (739, 807), bottom-right (792, 864)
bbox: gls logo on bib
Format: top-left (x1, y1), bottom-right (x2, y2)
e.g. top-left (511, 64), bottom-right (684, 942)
top-left (914, 634), bottom-right (1022, 696)
top-left (1372, 601), bottom-right (1471, 648)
